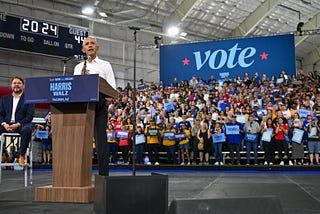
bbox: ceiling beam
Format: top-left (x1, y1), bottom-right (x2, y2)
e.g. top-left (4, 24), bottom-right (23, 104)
top-left (295, 11), bottom-right (320, 47)
top-left (167, 0), bottom-right (199, 24)
top-left (231, 0), bottom-right (280, 37)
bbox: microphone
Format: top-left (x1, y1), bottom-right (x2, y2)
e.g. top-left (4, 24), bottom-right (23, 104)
top-left (81, 55), bottom-right (91, 75)
top-left (63, 55), bottom-right (82, 61)
top-left (83, 55), bottom-right (91, 61)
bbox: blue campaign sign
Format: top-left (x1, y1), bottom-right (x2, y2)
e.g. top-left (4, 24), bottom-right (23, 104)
top-left (160, 34), bottom-right (296, 85)
top-left (35, 130), bottom-right (48, 139)
top-left (24, 74), bottom-right (99, 104)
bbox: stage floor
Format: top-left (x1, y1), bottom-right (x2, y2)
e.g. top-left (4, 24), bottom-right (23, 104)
top-left (1, 168), bottom-right (320, 214)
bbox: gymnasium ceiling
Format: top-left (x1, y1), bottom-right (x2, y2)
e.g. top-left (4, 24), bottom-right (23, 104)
top-left (2, 0), bottom-right (320, 62)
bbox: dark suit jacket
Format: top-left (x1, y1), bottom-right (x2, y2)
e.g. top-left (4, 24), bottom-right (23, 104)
top-left (0, 93), bottom-right (35, 125)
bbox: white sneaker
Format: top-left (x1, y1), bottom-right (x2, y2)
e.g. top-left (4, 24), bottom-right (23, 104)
top-left (219, 162), bottom-right (224, 165)
top-left (269, 162), bottom-right (273, 166)
top-left (289, 160), bottom-right (293, 166)
top-left (264, 161), bottom-right (268, 165)
top-left (154, 162), bottom-right (160, 165)
top-left (180, 162), bottom-right (185, 165)
top-left (187, 162), bottom-right (191, 165)
top-left (280, 161), bottom-right (284, 166)
top-left (214, 162), bottom-right (219, 165)
top-left (147, 161), bottom-right (152, 165)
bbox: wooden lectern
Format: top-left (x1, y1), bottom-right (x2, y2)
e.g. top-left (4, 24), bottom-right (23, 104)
top-left (25, 75), bottom-right (118, 203)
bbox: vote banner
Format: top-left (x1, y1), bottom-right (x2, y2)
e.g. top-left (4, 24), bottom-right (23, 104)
top-left (292, 128), bottom-right (304, 144)
top-left (244, 133), bottom-right (258, 143)
top-left (175, 132), bottom-right (186, 141)
top-left (298, 109), bottom-right (313, 118)
top-left (236, 115), bottom-right (247, 124)
top-left (226, 125), bottom-right (239, 135)
top-left (107, 131), bottom-right (116, 140)
top-left (276, 78), bottom-right (284, 84)
top-left (160, 34), bottom-right (295, 85)
top-left (116, 130), bottom-right (129, 139)
top-left (147, 128), bottom-right (159, 136)
top-left (135, 134), bottom-right (146, 145)
top-left (261, 128), bottom-right (273, 142)
top-left (212, 133), bottom-right (226, 143)
top-left (164, 102), bottom-right (175, 112)
top-left (256, 109), bottom-right (265, 117)
top-left (163, 132), bottom-right (176, 140)
top-left (309, 127), bottom-right (318, 138)
top-left (35, 130), bottom-right (48, 139)
top-left (152, 95), bottom-right (161, 101)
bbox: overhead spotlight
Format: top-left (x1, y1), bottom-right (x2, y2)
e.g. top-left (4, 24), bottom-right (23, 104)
top-left (297, 22), bottom-right (304, 35)
top-left (98, 11), bottom-right (108, 18)
top-left (180, 32), bottom-right (187, 37)
top-left (167, 26), bottom-right (179, 36)
top-left (81, 5), bottom-right (95, 15)
top-left (154, 36), bottom-right (162, 48)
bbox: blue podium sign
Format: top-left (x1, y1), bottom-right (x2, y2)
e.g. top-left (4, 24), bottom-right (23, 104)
top-left (25, 74), bottom-right (100, 104)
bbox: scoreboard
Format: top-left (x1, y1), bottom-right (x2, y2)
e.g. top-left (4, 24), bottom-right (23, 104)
top-left (0, 12), bottom-right (88, 57)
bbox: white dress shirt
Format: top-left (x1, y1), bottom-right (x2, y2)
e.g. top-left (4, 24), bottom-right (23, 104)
top-left (74, 56), bottom-right (116, 89)
top-left (11, 95), bottom-right (21, 123)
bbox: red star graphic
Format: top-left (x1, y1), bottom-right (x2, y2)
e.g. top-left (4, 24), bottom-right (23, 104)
top-left (182, 58), bottom-right (190, 65)
top-left (260, 52), bottom-right (269, 60)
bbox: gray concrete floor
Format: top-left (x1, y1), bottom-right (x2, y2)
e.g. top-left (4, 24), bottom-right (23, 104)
top-left (1, 169), bottom-right (320, 214)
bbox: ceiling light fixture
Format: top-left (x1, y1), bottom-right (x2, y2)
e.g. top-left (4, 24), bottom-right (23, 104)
top-left (81, 5), bottom-right (95, 15)
top-left (167, 26), bottom-right (180, 36)
top-left (98, 11), bottom-right (108, 18)
top-left (180, 32), bottom-right (187, 37)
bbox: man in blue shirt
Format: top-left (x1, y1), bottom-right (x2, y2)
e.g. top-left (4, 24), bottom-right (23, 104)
top-left (226, 115), bottom-right (243, 165)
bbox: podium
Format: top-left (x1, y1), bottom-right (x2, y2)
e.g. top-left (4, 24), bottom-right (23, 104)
top-left (25, 74), bottom-right (118, 203)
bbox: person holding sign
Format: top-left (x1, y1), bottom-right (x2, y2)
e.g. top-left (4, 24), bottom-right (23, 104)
top-left (212, 122), bottom-right (225, 166)
top-left (41, 124), bottom-right (52, 165)
top-left (244, 114), bottom-right (260, 165)
top-left (226, 115), bottom-right (243, 165)
top-left (118, 123), bottom-right (131, 165)
top-left (145, 120), bottom-right (160, 165)
top-left (0, 76), bottom-right (35, 166)
top-left (260, 118), bottom-right (275, 166)
top-left (161, 123), bottom-right (177, 164)
top-left (290, 113), bottom-right (305, 165)
top-left (305, 116), bottom-right (320, 165)
top-left (179, 123), bottom-right (191, 165)
top-left (106, 124), bottom-right (117, 165)
top-left (135, 126), bottom-right (146, 164)
top-left (197, 123), bottom-right (212, 165)
top-left (274, 117), bottom-right (292, 166)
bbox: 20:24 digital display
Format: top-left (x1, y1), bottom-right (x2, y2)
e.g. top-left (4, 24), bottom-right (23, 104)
top-left (20, 18), bottom-right (59, 38)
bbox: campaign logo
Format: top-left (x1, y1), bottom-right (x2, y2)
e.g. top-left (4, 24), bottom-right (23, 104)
top-left (160, 34), bottom-right (296, 85)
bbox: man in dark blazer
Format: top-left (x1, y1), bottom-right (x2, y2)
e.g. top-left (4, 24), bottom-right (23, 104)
top-left (0, 76), bottom-right (35, 166)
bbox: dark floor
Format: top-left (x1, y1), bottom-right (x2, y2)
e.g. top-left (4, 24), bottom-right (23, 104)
top-left (1, 167), bottom-right (320, 214)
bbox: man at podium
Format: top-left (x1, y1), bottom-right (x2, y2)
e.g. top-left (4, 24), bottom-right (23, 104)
top-left (74, 36), bottom-right (116, 176)
top-left (0, 76), bottom-right (35, 166)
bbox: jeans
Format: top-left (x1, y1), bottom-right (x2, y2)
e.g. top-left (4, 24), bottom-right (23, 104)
top-left (246, 140), bottom-right (258, 164)
top-left (229, 144), bottom-right (240, 165)
top-left (147, 144), bottom-right (159, 164)
top-left (213, 143), bottom-right (223, 163)
top-left (135, 143), bottom-right (145, 164)
top-left (165, 145), bottom-right (176, 164)
top-left (107, 143), bottom-right (118, 164)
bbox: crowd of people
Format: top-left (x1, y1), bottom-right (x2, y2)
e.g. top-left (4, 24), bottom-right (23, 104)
top-left (2, 70), bottom-right (319, 168)
top-left (106, 69), bottom-right (320, 166)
